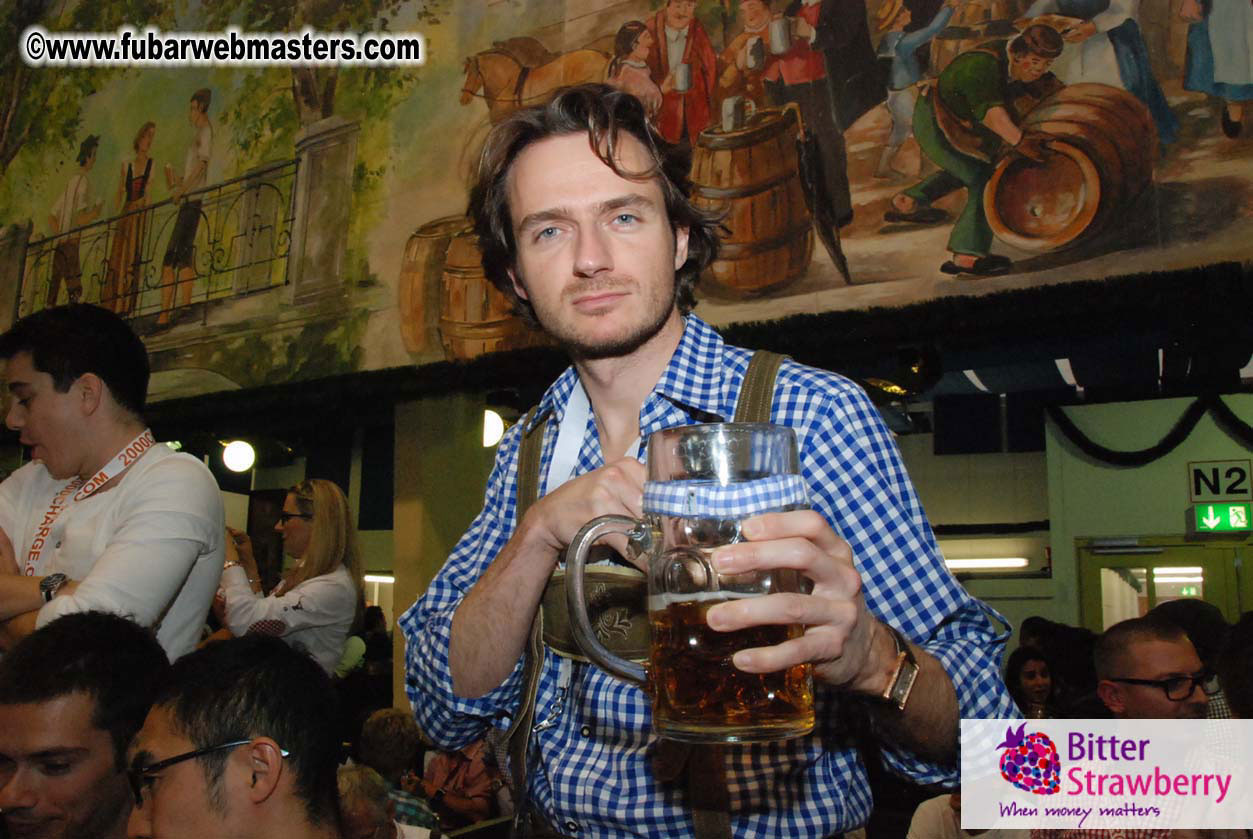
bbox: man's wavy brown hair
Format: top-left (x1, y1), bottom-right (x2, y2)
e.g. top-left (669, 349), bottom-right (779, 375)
top-left (467, 83), bottom-right (721, 326)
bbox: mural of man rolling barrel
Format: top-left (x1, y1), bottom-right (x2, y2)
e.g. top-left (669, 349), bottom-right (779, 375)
top-left (886, 24), bottom-right (1068, 276)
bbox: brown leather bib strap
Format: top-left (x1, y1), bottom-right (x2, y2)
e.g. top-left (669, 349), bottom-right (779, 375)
top-left (734, 351), bottom-right (786, 424)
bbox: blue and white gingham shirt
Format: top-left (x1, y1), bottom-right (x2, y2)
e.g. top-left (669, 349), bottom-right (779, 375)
top-left (400, 315), bottom-right (1016, 838)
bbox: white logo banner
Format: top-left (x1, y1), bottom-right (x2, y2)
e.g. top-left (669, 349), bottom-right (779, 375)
top-left (961, 719), bottom-right (1253, 830)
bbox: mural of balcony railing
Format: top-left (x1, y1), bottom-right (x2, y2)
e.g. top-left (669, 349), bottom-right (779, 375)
top-left (19, 158), bottom-right (299, 327)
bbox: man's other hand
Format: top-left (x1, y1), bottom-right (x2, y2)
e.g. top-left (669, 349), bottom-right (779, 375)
top-left (705, 510), bottom-right (892, 693)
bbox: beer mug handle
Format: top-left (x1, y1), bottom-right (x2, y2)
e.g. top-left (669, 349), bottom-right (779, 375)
top-left (566, 515), bottom-right (650, 686)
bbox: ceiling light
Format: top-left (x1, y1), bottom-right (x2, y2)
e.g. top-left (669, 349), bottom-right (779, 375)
top-left (1153, 576), bottom-right (1204, 584)
top-left (483, 409), bottom-right (505, 447)
top-left (944, 557), bottom-right (1030, 570)
top-left (363, 574), bottom-right (395, 584)
top-left (1153, 567), bottom-right (1202, 575)
top-left (222, 440), bottom-right (255, 472)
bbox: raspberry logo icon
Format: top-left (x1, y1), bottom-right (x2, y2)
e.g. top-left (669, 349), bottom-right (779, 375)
top-left (996, 723), bottom-right (1061, 795)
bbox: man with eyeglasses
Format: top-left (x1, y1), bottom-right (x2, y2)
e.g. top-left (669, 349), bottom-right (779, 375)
top-left (125, 635), bottom-right (341, 839)
top-left (1029, 616), bottom-right (1216, 839)
top-left (1094, 614), bottom-right (1215, 721)
top-left (0, 611), bottom-right (169, 839)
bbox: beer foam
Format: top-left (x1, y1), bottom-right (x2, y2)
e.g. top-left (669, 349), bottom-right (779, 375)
top-left (648, 590), bottom-right (760, 610)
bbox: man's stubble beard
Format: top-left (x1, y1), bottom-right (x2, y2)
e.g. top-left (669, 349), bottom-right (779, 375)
top-left (535, 277), bottom-right (680, 362)
top-left (57, 776), bottom-right (130, 839)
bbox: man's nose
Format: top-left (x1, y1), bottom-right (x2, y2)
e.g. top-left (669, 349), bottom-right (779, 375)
top-left (573, 227), bottom-right (613, 277)
top-left (126, 797), bottom-right (154, 838)
top-left (0, 767), bottom-right (36, 810)
top-left (4, 402), bottom-right (22, 432)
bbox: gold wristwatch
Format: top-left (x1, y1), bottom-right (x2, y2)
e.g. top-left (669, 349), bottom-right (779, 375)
top-left (879, 624), bottom-right (919, 711)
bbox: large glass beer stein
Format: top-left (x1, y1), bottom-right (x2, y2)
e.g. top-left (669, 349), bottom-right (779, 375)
top-left (566, 423), bottom-right (815, 743)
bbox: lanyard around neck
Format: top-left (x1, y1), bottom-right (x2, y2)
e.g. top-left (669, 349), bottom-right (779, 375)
top-left (23, 428), bottom-right (156, 576)
top-left (544, 381), bottom-right (640, 495)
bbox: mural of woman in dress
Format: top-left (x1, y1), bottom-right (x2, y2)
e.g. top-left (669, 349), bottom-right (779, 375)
top-left (607, 21), bottom-right (663, 122)
top-left (1181, 0), bottom-right (1253, 138)
top-left (1020, 0), bottom-right (1179, 143)
top-left (104, 120), bottom-right (156, 316)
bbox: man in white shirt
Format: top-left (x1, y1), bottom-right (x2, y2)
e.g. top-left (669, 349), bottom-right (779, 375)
top-left (0, 303), bottom-right (223, 659)
top-left (46, 135), bottom-right (104, 307)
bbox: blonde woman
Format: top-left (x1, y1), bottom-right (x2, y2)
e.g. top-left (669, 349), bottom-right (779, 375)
top-left (219, 479), bottom-right (364, 674)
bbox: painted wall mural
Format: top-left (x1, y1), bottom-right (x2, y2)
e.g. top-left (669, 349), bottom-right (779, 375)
top-left (1, 0), bottom-right (1251, 402)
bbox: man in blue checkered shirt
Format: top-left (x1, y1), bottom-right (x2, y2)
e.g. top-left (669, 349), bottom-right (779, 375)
top-left (399, 83), bottom-right (1017, 838)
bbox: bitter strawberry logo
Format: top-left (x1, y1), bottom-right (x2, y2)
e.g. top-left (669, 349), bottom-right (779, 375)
top-left (996, 723), bottom-right (1061, 795)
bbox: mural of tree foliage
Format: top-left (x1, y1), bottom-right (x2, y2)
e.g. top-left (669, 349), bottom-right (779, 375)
top-left (0, 0), bottom-right (172, 188)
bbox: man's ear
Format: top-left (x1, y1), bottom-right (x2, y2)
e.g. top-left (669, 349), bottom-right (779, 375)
top-left (673, 225), bottom-right (690, 271)
top-left (507, 267), bottom-right (529, 302)
top-left (1096, 679), bottom-right (1125, 715)
top-left (74, 373), bottom-right (106, 417)
top-left (243, 738), bottom-right (286, 805)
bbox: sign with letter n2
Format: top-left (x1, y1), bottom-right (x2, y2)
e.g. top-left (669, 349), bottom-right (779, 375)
top-left (1188, 460), bottom-right (1251, 503)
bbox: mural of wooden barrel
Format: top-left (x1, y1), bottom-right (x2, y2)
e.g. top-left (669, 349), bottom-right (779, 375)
top-left (691, 107), bottom-right (812, 298)
top-left (397, 215), bottom-right (467, 353)
top-left (439, 228), bottom-right (534, 361)
top-left (930, 0), bottom-right (1025, 75)
top-left (984, 83), bottom-right (1155, 252)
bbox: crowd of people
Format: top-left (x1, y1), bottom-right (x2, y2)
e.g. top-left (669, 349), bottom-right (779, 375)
top-left (2, 79), bottom-right (1251, 839)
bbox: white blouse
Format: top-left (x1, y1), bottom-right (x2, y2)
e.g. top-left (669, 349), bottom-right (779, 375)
top-left (220, 562), bottom-right (357, 674)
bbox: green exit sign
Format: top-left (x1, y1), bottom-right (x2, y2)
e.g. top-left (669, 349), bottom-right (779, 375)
top-left (1194, 503), bottom-right (1252, 532)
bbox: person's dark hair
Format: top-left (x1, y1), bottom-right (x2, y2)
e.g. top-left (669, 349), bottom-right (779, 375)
top-left (362, 605), bottom-right (387, 635)
top-left (1147, 598), bottom-right (1230, 667)
top-left (153, 635), bottom-right (340, 825)
top-left (1019, 616), bottom-right (1098, 693)
top-left (191, 87), bottom-right (212, 114)
top-left (0, 303), bottom-right (150, 417)
top-left (0, 611), bottom-right (169, 769)
top-left (467, 83), bottom-right (721, 327)
top-left (1004, 645), bottom-right (1052, 710)
top-left (1218, 611), bottom-right (1253, 718)
top-left (77, 134), bottom-right (100, 166)
top-left (609, 21), bottom-right (649, 78)
top-left (1094, 614), bottom-right (1190, 681)
top-left (1010, 24), bottom-right (1065, 59)
top-left (357, 708), bottom-right (423, 785)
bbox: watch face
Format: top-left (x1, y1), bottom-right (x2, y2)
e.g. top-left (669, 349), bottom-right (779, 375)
top-left (40, 573), bottom-right (68, 598)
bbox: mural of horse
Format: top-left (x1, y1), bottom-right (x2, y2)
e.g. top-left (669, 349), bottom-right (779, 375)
top-left (460, 47), bottom-right (611, 123)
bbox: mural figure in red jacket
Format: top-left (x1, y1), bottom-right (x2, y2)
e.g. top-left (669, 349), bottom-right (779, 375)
top-left (645, 0), bottom-right (717, 147)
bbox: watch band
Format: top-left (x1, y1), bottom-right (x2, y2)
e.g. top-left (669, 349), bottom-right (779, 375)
top-left (879, 624), bottom-right (919, 711)
top-left (39, 573), bottom-right (68, 603)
